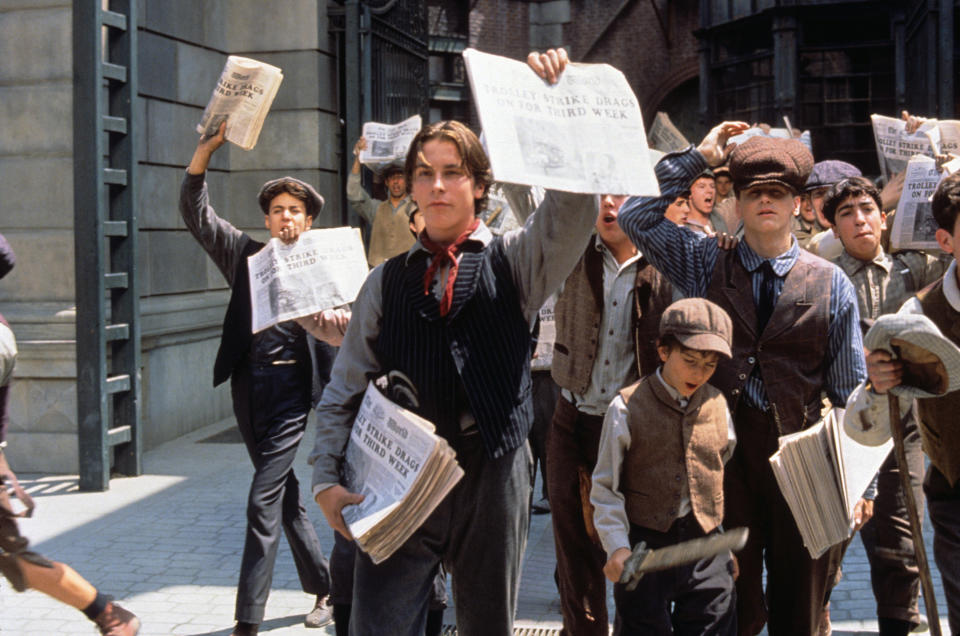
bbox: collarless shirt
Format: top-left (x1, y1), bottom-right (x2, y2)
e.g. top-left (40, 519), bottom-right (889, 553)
top-left (561, 240), bottom-right (642, 416)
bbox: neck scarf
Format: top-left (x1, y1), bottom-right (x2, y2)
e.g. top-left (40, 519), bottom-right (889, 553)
top-left (419, 218), bottom-right (480, 316)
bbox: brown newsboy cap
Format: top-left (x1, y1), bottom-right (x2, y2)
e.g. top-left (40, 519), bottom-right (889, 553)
top-left (729, 136), bottom-right (814, 195)
top-left (659, 298), bottom-right (733, 358)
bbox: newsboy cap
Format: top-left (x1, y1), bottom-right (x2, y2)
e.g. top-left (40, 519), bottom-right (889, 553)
top-left (804, 160), bottom-right (862, 192)
top-left (257, 176), bottom-right (325, 219)
top-left (659, 298), bottom-right (733, 358)
top-left (729, 136), bottom-right (814, 195)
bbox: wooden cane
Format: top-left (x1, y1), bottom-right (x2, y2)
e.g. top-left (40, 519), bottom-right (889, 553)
top-left (887, 392), bottom-right (941, 636)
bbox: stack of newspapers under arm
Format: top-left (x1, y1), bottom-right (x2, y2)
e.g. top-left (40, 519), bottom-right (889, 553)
top-left (341, 381), bottom-right (464, 564)
top-left (769, 408), bottom-right (892, 558)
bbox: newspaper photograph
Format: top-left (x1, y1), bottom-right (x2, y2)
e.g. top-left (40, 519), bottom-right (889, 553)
top-left (462, 48), bottom-right (659, 196)
top-left (889, 155), bottom-right (946, 251)
top-left (196, 56), bottom-right (284, 150)
top-left (359, 115), bottom-right (422, 167)
top-left (648, 111), bottom-right (690, 153)
top-left (341, 382), bottom-right (440, 539)
top-left (870, 114), bottom-right (939, 183)
top-left (247, 227), bottom-right (368, 333)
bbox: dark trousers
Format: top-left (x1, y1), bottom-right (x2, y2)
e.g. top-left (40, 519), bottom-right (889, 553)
top-left (349, 432), bottom-right (530, 636)
top-left (546, 395), bottom-right (609, 636)
top-left (613, 515), bottom-right (736, 636)
top-left (530, 371), bottom-right (559, 500)
top-left (859, 419), bottom-right (924, 626)
top-left (925, 465), bottom-right (960, 634)
top-left (231, 363), bottom-right (330, 624)
top-left (724, 403), bottom-right (839, 635)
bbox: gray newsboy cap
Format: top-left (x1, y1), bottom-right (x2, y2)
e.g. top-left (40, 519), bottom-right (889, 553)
top-left (257, 176), bottom-right (325, 219)
top-left (864, 313), bottom-right (960, 399)
top-left (805, 160), bottom-right (862, 192)
top-left (659, 298), bottom-right (733, 358)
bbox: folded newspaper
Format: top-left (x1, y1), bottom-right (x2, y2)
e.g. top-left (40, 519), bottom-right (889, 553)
top-left (197, 56), bottom-right (284, 150)
top-left (342, 381), bottom-right (464, 563)
top-left (247, 227), bottom-right (368, 333)
top-left (769, 409), bottom-right (892, 558)
top-left (870, 114), bottom-right (939, 183)
top-left (359, 115), bottom-right (422, 168)
top-left (462, 48), bottom-right (659, 196)
top-left (648, 112), bottom-right (691, 153)
top-left (890, 154), bottom-right (947, 251)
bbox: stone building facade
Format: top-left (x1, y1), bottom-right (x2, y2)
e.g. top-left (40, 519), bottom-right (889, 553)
top-left (1, 0), bottom-right (343, 473)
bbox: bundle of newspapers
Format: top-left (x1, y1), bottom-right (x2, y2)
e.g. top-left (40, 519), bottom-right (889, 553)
top-left (342, 381), bottom-right (464, 563)
top-left (197, 56), bottom-right (284, 150)
top-left (769, 409), bottom-right (891, 558)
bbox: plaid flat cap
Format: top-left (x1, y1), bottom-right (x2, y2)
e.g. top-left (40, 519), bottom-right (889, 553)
top-left (729, 136), bottom-right (814, 194)
top-left (804, 160), bottom-right (862, 192)
top-left (659, 298), bottom-right (733, 358)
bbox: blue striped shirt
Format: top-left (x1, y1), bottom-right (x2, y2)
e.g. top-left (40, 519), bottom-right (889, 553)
top-left (618, 147), bottom-right (866, 408)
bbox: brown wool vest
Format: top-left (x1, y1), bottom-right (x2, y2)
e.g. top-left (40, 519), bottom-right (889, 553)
top-left (705, 248), bottom-right (832, 434)
top-left (619, 377), bottom-right (729, 533)
top-left (916, 278), bottom-right (960, 486)
top-left (367, 198), bottom-right (416, 267)
top-left (551, 236), bottom-right (672, 394)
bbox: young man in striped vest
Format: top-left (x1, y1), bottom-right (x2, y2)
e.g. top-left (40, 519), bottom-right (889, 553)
top-left (309, 50), bottom-right (600, 636)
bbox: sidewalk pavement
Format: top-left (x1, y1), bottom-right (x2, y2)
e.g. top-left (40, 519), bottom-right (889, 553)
top-left (0, 415), bottom-right (950, 635)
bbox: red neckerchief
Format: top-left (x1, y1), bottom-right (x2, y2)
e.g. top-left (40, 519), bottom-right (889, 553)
top-left (419, 218), bottom-right (480, 317)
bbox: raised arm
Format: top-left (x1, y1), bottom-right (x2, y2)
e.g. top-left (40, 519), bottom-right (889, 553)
top-left (346, 137), bottom-right (378, 224)
top-left (180, 122), bottom-right (249, 285)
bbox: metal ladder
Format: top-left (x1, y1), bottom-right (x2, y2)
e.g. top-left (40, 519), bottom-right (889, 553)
top-left (72, 0), bottom-right (141, 491)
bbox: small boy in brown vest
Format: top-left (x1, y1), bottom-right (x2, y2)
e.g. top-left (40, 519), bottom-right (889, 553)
top-left (591, 297), bottom-right (737, 635)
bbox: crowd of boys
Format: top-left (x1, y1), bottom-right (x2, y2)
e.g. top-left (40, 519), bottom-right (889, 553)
top-left (4, 45), bottom-right (960, 636)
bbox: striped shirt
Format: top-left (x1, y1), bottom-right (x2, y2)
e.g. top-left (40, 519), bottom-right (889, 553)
top-left (618, 147), bottom-right (866, 408)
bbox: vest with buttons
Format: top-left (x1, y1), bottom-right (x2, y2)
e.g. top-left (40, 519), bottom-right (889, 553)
top-left (551, 236), bottom-right (672, 393)
top-left (377, 238), bottom-right (533, 458)
top-left (368, 199), bottom-right (416, 267)
top-left (705, 248), bottom-right (832, 434)
top-left (916, 277), bottom-right (960, 486)
top-left (619, 376), bottom-right (729, 533)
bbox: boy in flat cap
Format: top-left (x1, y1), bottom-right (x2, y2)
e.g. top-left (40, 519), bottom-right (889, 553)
top-left (592, 298), bottom-right (737, 635)
top-left (849, 170), bottom-right (960, 634)
top-left (617, 123), bottom-right (867, 635)
top-left (181, 123), bottom-right (345, 636)
top-left (349, 137), bottom-right (417, 267)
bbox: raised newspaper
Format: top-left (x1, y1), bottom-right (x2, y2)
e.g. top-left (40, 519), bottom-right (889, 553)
top-left (769, 409), bottom-right (892, 558)
top-left (648, 112), bottom-right (690, 153)
top-left (462, 48), bottom-right (659, 196)
top-left (728, 126), bottom-right (812, 151)
top-left (197, 56), bottom-right (284, 150)
top-left (889, 155), bottom-right (947, 251)
top-left (247, 227), bottom-right (368, 333)
top-left (359, 115), bottom-right (422, 167)
top-left (342, 381), bottom-right (464, 563)
top-left (870, 114), bottom-right (939, 183)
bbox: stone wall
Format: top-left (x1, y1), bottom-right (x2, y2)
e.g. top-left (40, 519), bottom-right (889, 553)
top-left (0, 0), bottom-right (341, 472)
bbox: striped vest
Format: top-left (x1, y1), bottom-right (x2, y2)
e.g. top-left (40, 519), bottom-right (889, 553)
top-left (377, 239), bottom-right (533, 458)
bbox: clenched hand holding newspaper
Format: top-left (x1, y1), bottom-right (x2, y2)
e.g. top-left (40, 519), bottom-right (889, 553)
top-left (247, 227), bottom-right (368, 334)
top-left (341, 382), bottom-right (464, 564)
top-left (197, 56), bottom-right (283, 150)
